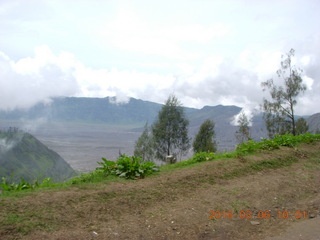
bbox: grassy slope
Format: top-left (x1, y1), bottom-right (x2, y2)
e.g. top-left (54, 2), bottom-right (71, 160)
top-left (0, 139), bottom-right (320, 239)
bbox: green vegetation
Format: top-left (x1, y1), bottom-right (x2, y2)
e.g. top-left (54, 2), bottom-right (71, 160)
top-left (191, 152), bottom-right (215, 162)
top-left (0, 129), bottom-right (75, 183)
top-left (296, 117), bottom-right (309, 135)
top-left (134, 95), bottom-right (191, 163)
top-left (236, 133), bottom-right (320, 154)
top-left (96, 154), bottom-right (159, 179)
top-left (261, 48), bottom-right (307, 137)
top-left (235, 111), bottom-right (251, 144)
top-left (134, 122), bottom-right (154, 161)
top-left (193, 119), bottom-right (217, 153)
top-left (1, 177), bottom-right (53, 192)
top-left (1, 133), bottom-right (320, 195)
top-left (152, 95), bottom-right (190, 161)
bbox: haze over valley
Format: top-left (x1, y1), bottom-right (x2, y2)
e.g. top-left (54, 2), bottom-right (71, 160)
top-left (1, 96), bottom-right (319, 172)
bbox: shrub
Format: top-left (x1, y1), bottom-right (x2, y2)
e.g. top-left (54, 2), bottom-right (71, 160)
top-left (97, 157), bottom-right (116, 174)
top-left (191, 152), bottom-right (215, 163)
top-left (0, 177), bottom-right (52, 192)
top-left (97, 154), bottom-right (159, 180)
top-left (236, 133), bottom-right (320, 155)
top-left (68, 170), bottom-right (107, 184)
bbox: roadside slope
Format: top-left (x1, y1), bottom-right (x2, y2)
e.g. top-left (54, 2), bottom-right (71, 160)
top-left (1, 142), bottom-right (320, 240)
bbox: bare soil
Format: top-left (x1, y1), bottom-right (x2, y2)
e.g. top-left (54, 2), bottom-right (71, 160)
top-left (1, 142), bottom-right (320, 240)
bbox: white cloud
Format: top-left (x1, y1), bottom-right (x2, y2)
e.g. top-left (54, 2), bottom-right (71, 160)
top-left (230, 109), bottom-right (254, 127)
top-left (0, 0), bottom-right (319, 116)
top-left (0, 46), bottom-right (79, 111)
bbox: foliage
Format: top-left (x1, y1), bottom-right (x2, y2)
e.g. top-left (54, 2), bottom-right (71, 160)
top-left (152, 95), bottom-right (190, 161)
top-left (236, 133), bottom-right (320, 155)
top-left (97, 157), bottom-right (116, 174)
top-left (134, 122), bottom-right (154, 161)
top-left (261, 49), bottom-right (307, 138)
top-left (68, 170), bottom-right (109, 184)
top-left (191, 152), bottom-right (215, 162)
top-left (235, 112), bottom-right (251, 144)
top-left (0, 177), bottom-right (52, 192)
top-left (0, 130), bottom-right (75, 183)
top-left (97, 154), bottom-right (159, 179)
top-left (193, 119), bottom-right (217, 153)
top-left (295, 118), bottom-right (309, 135)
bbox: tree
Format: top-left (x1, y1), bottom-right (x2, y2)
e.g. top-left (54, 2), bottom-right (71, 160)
top-left (295, 118), bottom-right (309, 135)
top-left (261, 49), bottom-right (306, 138)
top-left (152, 95), bottom-right (190, 161)
top-left (235, 112), bottom-right (251, 144)
top-left (133, 122), bottom-right (154, 162)
top-left (193, 119), bottom-right (217, 153)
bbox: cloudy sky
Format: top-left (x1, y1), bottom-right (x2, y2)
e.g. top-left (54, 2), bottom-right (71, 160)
top-left (0, 0), bottom-right (319, 116)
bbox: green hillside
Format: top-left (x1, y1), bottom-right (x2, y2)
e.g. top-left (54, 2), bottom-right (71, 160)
top-left (0, 129), bottom-right (75, 183)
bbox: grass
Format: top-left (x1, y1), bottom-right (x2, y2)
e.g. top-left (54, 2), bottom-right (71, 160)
top-left (222, 156), bottom-right (299, 179)
top-left (1, 205), bottom-right (58, 236)
top-left (229, 201), bottom-right (251, 213)
top-left (1, 133), bottom-right (320, 197)
top-left (0, 134), bottom-right (320, 239)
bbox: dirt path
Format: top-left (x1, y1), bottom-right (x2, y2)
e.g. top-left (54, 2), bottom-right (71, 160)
top-left (1, 142), bottom-right (320, 240)
top-left (265, 217), bottom-right (320, 240)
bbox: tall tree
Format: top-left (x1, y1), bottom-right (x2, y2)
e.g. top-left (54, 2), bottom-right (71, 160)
top-left (133, 122), bottom-right (154, 162)
top-left (193, 119), bottom-right (216, 153)
top-left (261, 49), bottom-right (306, 138)
top-left (235, 112), bottom-right (251, 144)
top-left (152, 95), bottom-right (190, 161)
top-left (295, 118), bottom-right (309, 135)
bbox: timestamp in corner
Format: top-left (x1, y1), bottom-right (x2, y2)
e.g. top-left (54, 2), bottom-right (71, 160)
top-left (208, 210), bottom-right (308, 220)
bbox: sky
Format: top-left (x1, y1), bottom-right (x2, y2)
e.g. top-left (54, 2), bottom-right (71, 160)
top-left (0, 0), bottom-right (319, 117)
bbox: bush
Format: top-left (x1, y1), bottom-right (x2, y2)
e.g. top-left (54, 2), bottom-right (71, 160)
top-left (0, 177), bottom-right (52, 192)
top-left (191, 152), bottom-right (215, 163)
top-left (97, 154), bottom-right (159, 179)
top-left (97, 157), bottom-right (116, 174)
top-left (236, 133), bottom-right (320, 155)
top-left (68, 170), bottom-right (107, 184)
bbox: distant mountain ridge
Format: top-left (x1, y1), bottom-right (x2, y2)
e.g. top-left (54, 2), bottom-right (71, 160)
top-left (0, 97), bottom-right (319, 151)
top-left (307, 113), bottom-right (320, 133)
top-left (0, 97), bottom-right (164, 125)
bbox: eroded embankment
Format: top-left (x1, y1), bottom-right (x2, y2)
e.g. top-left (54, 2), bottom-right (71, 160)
top-left (0, 142), bottom-right (320, 240)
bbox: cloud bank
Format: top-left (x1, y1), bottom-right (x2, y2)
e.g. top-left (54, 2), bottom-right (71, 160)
top-left (0, 0), bottom-right (319, 115)
top-left (0, 45), bottom-right (319, 116)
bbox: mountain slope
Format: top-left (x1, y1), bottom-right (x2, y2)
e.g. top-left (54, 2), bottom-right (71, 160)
top-left (0, 129), bottom-right (75, 182)
top-left (307, 113), bottom-right (320, 133)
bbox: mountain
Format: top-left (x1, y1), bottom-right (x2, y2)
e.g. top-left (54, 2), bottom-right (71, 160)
top-left (0, 129), bottom-right (75, 183)
top-left (0, 97), bottom-right (163, 125)
top-left (0, 97), bottom-right (265, 151)
top-left (307, 113), bottom-right (320, 133)
top-left (1, 97), bottom-right (317, 154)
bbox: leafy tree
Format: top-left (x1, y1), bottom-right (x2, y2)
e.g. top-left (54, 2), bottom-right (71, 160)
top-left (193, 119), bottom-right (217, 153)
top-left (261, 49), bottom-right (306, 138)
top-left (133, 122), bottom-right (154, 162)
top-left (235, 112), bottom-right (251, 144)
top-left (152, 95), bottom-right (190, 161)
top-left (295, 118), bottom-right (309, 135)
